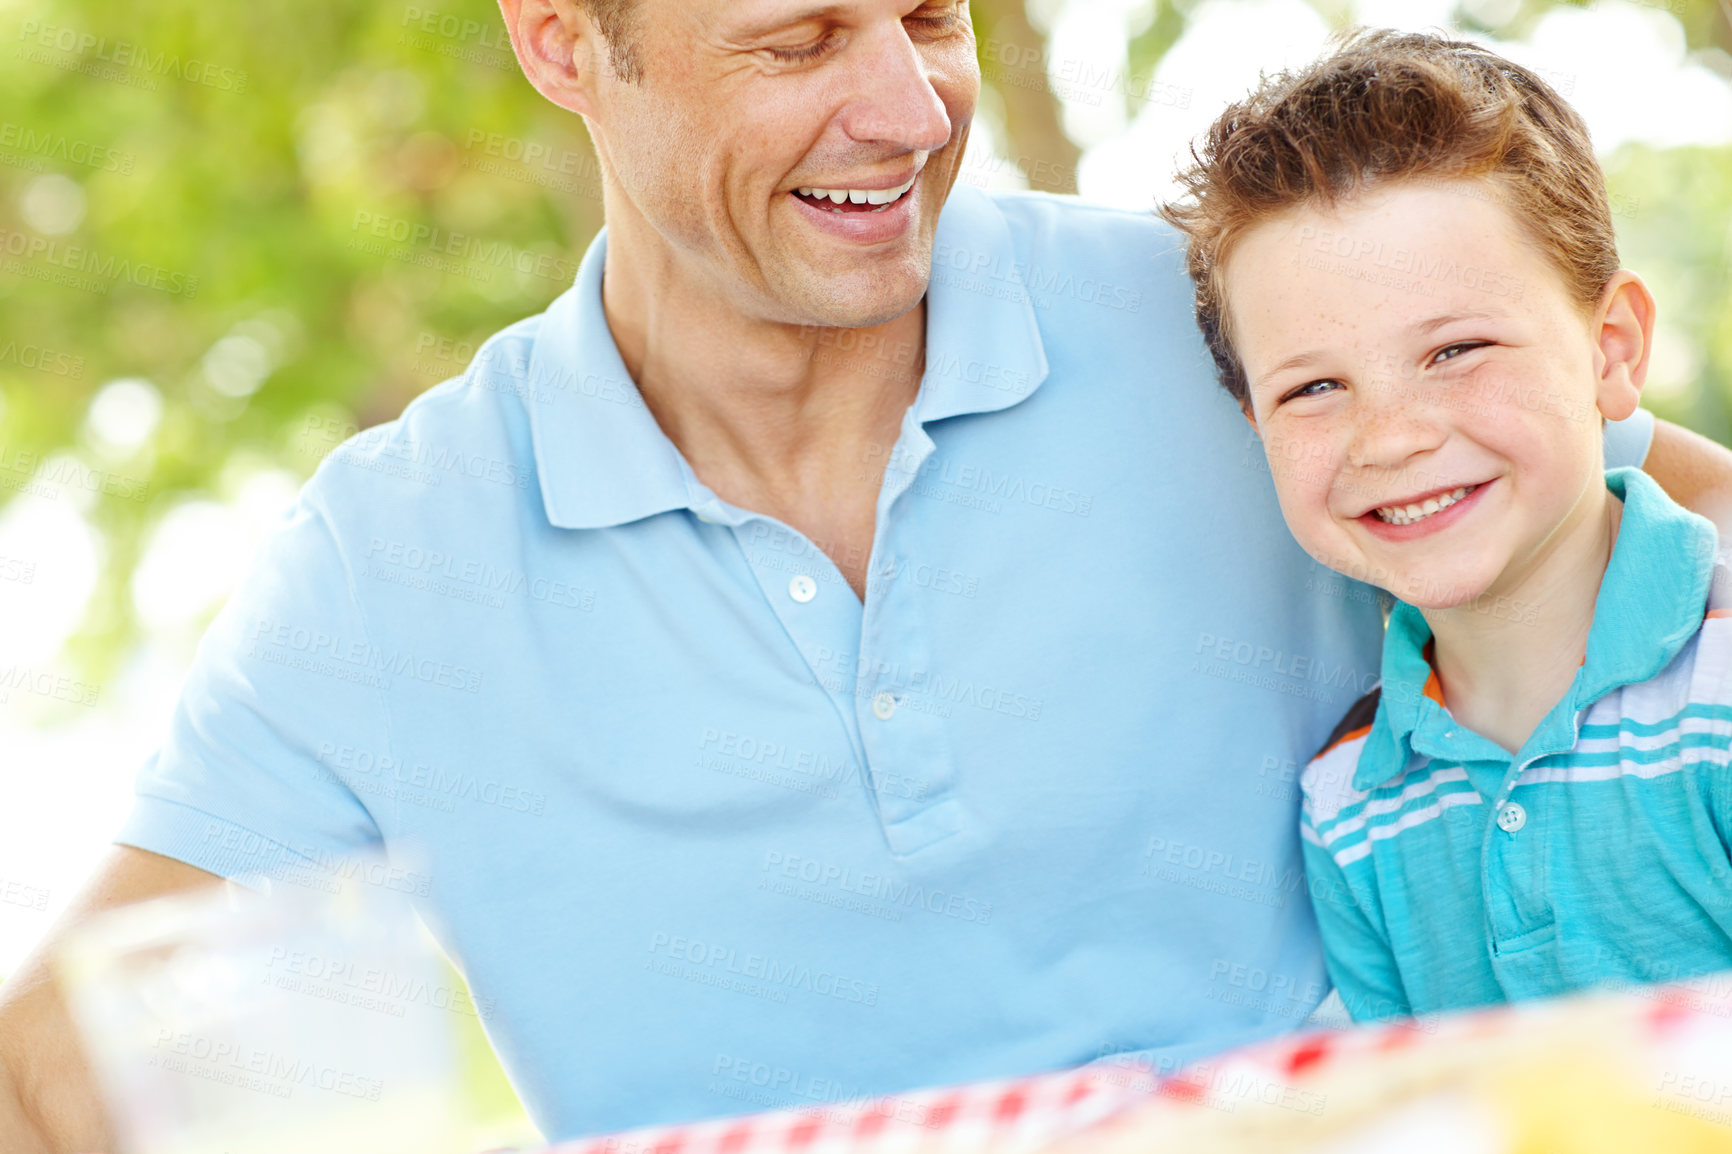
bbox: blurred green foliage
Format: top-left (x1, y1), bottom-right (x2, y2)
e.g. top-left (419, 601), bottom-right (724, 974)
top-left (2, 0), bottom-right (1730, 687)
top-left (1602, 143), bottom-right (1732, 443)
top-left (1, 0), bottom-right (601, 689)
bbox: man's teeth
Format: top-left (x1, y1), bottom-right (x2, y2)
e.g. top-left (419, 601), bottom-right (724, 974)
top-left (796, 175), bottom-right (918, 209)
top-left (1375, 485), bottom-right (1477, 526)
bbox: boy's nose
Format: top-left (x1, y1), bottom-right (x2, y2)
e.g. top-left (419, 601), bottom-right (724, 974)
top-left (1340, 371), bottom-right (1448, 470)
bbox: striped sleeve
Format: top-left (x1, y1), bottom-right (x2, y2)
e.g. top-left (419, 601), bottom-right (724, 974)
top-left (1300, 829), bottom-right (1412, 1023)
top-left (1300, 704), bottom-right (1412, 1023)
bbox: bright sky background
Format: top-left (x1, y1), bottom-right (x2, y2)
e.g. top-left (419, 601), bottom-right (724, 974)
top-left (3, 0), bottom-right (1731, 977)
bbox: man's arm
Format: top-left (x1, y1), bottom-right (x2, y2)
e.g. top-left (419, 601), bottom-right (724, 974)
top-left (0, 846), bottom-right (222, 1154)
top-left (1644, 417), bottom-right (1732, 528)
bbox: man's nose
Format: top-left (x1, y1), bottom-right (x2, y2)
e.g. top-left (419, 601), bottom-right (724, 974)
top-left (835, 25), bottom-right (953, 152)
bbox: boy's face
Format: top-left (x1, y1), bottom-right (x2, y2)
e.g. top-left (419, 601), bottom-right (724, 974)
top-left (1222, 179), bottom-right (1629, 609)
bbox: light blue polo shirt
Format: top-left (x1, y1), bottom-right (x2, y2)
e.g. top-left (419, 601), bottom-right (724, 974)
top-left (117, 185), bottom-right (1653, 1139)
top-left (1301, 468), bottom-right (1730, 1021)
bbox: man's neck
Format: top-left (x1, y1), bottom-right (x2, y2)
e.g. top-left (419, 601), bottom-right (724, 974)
top-left (599, 227), bottom-right (927, 602)
top-left (1421, 481), bottom-right (1622, 756)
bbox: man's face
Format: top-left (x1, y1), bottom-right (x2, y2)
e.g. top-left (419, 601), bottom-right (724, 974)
top-left (1223, 179), bottom-right (1614, 610)
top-left (589, 0), bottom-right (977, 329)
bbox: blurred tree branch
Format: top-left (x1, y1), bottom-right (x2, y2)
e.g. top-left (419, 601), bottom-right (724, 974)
top-left (970, 0), bottom-right (1082, 194)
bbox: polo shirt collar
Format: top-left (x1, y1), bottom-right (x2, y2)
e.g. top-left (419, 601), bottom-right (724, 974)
top-left (909, 184), bottom-right (1049, 424)
top-left (523, 184), bottom-right (1050, 530)
top-left (1355, 466), bottom-right (1718, 790)
top-left (523, 232), bottom-right (693, 531)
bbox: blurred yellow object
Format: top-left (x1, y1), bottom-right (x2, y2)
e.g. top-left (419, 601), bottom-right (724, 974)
top-left (1046, 992), bottom-right (1732, 1154)
top-left (1499, 1052), bottom-right (1732, 1154)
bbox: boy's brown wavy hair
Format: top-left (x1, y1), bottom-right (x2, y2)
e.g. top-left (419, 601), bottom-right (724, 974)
top-left (1158, 28), bottom-right (1619, 409)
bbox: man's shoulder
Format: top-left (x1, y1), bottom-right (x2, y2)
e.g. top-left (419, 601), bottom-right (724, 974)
top-left (961, 187), bottom-right (1196, 343)
top-left (299, 313), bottom-right (548, 538)
top-left (982, 187), bottom-right (1173, 238)
top-left (981, 188), bottom-right (1185, 275)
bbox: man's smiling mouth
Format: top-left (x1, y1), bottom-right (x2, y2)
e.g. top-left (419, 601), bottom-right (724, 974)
top-left (794, 175), bottom-right (917, 213)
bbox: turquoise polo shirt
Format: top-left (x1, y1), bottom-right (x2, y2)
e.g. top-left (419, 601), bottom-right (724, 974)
top-left (117, 185), bottom-right (1652, 1138)
top-left (1300, 467), bottom-right (1732, 1022)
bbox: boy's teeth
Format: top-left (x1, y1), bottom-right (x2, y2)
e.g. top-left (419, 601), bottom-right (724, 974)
top-left (797, 176), bottom-right (918, 211)
top-left (1375, 485), bottom-right (1475, 526)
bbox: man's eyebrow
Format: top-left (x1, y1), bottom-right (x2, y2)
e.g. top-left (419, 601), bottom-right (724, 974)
top-left (726, 3), bottom-right (853, 39)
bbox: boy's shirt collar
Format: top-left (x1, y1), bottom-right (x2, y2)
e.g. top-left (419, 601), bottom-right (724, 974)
top-left (1355, 467), bottom-right (1720, 791)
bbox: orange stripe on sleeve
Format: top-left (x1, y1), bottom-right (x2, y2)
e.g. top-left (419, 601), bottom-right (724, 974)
top-left (1317, 724), bottom-right (1373, 759)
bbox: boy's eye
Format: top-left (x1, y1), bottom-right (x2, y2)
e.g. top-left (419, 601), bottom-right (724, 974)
top-left (1430, 341), bottom-right (1490, 365)
top-left (1282, 379), bottom-right (1342, 403)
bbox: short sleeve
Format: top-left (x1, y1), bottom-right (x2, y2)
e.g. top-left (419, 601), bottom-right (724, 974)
top-left (1300, 819), bottom-right (1412, 1023)
top-left (115, 486), bottom-right (388, 891)
top-left (1603, 406), bottom-right (1654, 470)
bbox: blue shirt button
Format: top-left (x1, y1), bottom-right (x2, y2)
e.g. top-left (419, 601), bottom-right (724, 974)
top-left (1496, 802), bottom-right (1527, 833)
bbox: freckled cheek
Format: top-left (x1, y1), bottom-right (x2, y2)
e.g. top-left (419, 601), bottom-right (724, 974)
top-left (1261, 434), bottom-right (1339, 516)
top-left (1270, 484), bottom-right (1340, 563)
top-left (1269, 418), bottom-right (1335, 468)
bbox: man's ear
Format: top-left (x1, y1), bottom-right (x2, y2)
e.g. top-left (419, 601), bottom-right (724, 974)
top-left (1591, 270), bottom-right (1655, 423)
top-left (496, 0), bottom-right (606, 118)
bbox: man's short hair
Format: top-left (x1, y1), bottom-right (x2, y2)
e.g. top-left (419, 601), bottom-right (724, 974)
top-left (583, 0), bottom-right (642, 83)
top-left (1158, 28), bottom-right (1619, 408)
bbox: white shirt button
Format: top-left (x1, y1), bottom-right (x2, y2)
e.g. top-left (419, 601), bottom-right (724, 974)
top-left (788, 575), bottom-right (817, 603)
top-left (1496, 802), bottom-right (1527, 833)
top-left (872, 692), bottom-right (897, 720)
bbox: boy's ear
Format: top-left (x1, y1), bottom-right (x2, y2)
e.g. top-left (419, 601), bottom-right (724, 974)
top-left (1591, 270), bottom-right (1655, 423)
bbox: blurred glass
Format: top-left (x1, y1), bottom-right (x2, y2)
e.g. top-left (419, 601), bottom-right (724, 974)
top-left (54, 862), bottom-right (465, 1154)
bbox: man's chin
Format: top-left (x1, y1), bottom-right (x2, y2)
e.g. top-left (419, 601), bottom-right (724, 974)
top-left (777, 270), bottom-right (929, 331)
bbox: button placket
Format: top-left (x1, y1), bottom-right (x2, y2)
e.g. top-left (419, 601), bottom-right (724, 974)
top-left (689, 470), bottom-right (949, 850)
top-left (851, 421), bottom-right (966, 852)
top-left (707, 503), bottom-right (874, 767)
top-left (1484, 752), bottom-right (1552, 970)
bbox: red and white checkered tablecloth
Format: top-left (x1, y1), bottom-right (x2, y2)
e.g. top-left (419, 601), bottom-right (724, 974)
top-left (542, 982), bottom-right (1732, 1154)
top-left (540, 1026), bottom-right (1397, 1154)
top-left (544, 1058), bottom-right (1161, 1154)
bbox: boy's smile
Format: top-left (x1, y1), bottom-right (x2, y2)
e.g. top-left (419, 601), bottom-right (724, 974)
top-left (1359, 479), bottom-right (1490, 539)
top-left (1222, 178), bottom-right (1644, 611)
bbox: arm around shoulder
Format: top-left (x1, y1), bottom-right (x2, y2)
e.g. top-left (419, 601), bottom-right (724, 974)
top-left (1642, 417), bottom-right (1732, 530)
top-left (0, 846), bottom-right (222, 1154)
